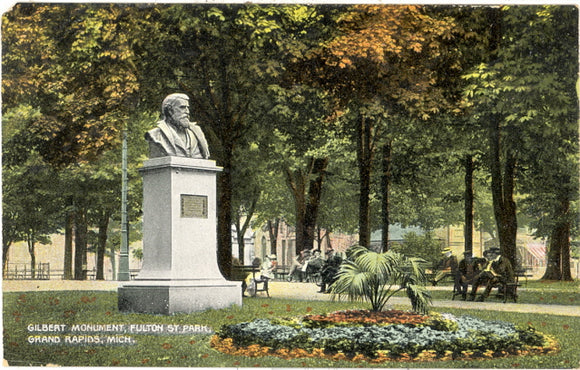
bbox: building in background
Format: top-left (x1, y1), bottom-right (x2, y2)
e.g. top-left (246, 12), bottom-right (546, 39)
top-left (6, 222), bottom-right (572, 280)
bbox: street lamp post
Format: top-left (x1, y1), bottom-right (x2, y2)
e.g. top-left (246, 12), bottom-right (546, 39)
top-left (118, 128), bottom-right (130, 281)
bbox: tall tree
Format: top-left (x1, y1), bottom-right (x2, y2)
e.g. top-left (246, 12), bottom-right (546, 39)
top-left (3, 3), bottom-right (143, 278)
top-left (261, 85), bottom-right (339, 253)
top-left (2, 151), bottom-right (61, 277)
top-left (297, 5), bottom-right (458, 248)
top-left (231, 143), bottom-right (263, 264)
top-left (2, 4), bottom-right (139, 166)
top-left (462, 5), bottom-right (578, 269)
top-left (135, 4), bottom-right (323, 276)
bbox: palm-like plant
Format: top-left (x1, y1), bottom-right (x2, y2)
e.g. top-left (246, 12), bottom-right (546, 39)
top-left (330, 245), bottom-right (432, 314)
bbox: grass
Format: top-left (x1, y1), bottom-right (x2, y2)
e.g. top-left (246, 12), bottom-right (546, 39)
top-left (3, 290), bottom-right (580, 368)
top-left (425, 279), bottom-right (580, 305)
top-left (525, 279), bottom-right (580, 292)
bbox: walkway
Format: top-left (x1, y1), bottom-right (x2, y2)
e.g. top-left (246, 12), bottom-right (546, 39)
top-left (3, 280), bottom-right (579, 317)
top-left (268, 281), bottom-right (580, 317)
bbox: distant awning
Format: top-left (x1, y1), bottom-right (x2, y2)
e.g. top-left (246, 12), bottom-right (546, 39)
top-left (527, 243), bottom-right (546, 261)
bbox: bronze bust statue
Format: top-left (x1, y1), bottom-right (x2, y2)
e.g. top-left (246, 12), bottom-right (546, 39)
top-left (145, 93), bottom-right (210, 159)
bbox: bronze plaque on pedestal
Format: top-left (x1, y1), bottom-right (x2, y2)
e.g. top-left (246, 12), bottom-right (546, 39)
top-left (181, 195), bottom-right (208, 218)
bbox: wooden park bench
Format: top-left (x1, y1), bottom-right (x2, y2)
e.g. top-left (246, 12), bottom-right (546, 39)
top-left (274, 265), bottom-right (290, 281)
top-left (515, 268), bottom-right (533, 286)
top-left (231, 265), bottom-right (270, 297)
top-left (455, 273), bottom-right (522, 303)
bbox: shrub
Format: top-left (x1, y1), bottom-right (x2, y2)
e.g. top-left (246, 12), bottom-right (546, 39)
top-left (330, 245), bottom-right (432, 313)
top-left (424, 312), bottom-right (459, 332)
top-left (393, 231), bottom-right (444, 268)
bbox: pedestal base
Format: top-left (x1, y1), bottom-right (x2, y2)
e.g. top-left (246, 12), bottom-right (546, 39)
top-left (118, 279), bottom-right (242, 315)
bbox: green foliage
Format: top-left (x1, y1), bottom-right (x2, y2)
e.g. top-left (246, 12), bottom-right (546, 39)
top-left (2, 3), bottom-right (578, 281)
top-left (461, 5), bottom-right (578, 239)
top-left (391, 231), bottom-right (444, 268)
top-left (2, 150), bottom-right (63, 251)
top-left (424, 313), bottom-right (460, 332)
top-left (331, 245), bottom-right (431, 313)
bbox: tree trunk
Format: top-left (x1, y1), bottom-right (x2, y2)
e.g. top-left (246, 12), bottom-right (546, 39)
top-left (3, 241), bottom-right (10, 276)
top-left (109, 244), bottom-right (117, 281)
top-left (561, 222), bottom-right (572, 281)
top-left (294, 180), bottom-right (307, 254)
top-left (235, 221), bottom-right (246, 265)
top-left (464, 154), bottom-right (474, 257)
top-left (381, 140), bottom-right (392, 252)
top-left (267, 219), bottom-right (280, 255)
top-left (542, 196), bottom-right (572, 280)
top-left (63, 209), bottom-right (74, 280)
top-left (285, 167), bottom-right (307, 254)
top-left (96, 211), bottom-right (111, 280)
top-left (304, 157), bottom-right (329, 251)
top-left (74, 207), bottom-right (88, 280)
top-left (488, 114), bottom-right (518, 268)
top-left (316, 226), bottom-right (330, 251)
top-left (236, 195), bottom-right (259, 264)
top-left (542, 226), bottom-right (564, 280)
top-left (557, 187), bottom-right (573, 281)
top-left (27, 235), bottom-right (36, 279)
top-left (217, 146), bottom-right (234, 279)
top-left (357, 114), bottom-right (374, 248)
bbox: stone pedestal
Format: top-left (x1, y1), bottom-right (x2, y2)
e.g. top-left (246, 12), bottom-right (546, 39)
top-left (118, 157), bottom-right (241, 314)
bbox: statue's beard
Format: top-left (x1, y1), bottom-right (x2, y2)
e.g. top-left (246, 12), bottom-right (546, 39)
top-left (168, 115), bottom-right (190, 130)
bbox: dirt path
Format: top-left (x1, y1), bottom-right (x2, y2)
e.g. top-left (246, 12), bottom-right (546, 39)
top-left (4, 279), bottom-right (580, 317)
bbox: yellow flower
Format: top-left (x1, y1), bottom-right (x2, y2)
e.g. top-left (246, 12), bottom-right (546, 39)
top-left (417, 350), bottom-right (437, 361)
top-left (352, 353), bottom-right (366, 362)
top-left (311, 348), bottom-right (325, 357)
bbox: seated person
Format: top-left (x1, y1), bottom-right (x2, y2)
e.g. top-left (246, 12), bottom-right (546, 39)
top-left (305, 250), bottom-right (324, 279)
top-left (259, 255), bottom-right (277, 282)
top-left (433, 248), bottom-right (458, 286)
top-left (455, 252), bottom-right (485, 300)
top-left (242, 257), bottom-right (262, 297)
top-left (318, 253), bottom-right (343, 293)
top-left (468, 247), bottom-right (514, 302)
top-left (288, 249), bottom-right (310, 282)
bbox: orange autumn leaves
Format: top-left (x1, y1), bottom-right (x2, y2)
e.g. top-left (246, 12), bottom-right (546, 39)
top-left (311, 4), bottom-right (458, 119)
top-left (327, 5), bottom-right (455, 67)
top-left (211, 334), bottom-right (559, 364)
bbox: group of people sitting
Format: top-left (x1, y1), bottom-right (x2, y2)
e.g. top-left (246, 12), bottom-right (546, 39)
top-left (240, 249), bottom-right (343, 296)
top-left (287, 249), bottom-right (325, 282)
top-left (285, 248), bottom-right (344, 293)
top-left (239, 246), bottom-right (513, 301)
top-left (434, 247), bottom-right (515, 301)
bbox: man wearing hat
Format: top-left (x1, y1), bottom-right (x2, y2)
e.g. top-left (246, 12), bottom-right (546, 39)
top-left (455, 252), bottom-right (485, 300)
top-left (468, 247), bottom-right (515, 301)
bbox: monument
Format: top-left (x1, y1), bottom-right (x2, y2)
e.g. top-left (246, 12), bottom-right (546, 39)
top-left (118, 93), bottom-right (241, 314)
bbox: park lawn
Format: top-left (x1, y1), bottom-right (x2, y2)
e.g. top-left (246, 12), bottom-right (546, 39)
top-left (3, 291), bottom-right (580, 368)
top-left (425, 288), bottom-right (580, 305)
top-left (525, 279), bottom-right (580, 292)
top-left (421, 279), bottom-right (580, 305)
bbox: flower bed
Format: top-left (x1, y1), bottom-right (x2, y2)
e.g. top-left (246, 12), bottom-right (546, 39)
top-left (301, 309), bottom-right (429, 328)
top-left (211, 309), bottom-right (558, 363)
